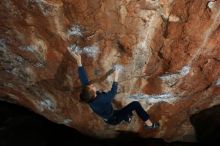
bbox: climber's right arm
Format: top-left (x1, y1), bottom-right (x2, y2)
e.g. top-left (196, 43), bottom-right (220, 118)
top-left (78, 66), bottom-right (89, 86)
top-left (67, 48), bottom-right (89, 85)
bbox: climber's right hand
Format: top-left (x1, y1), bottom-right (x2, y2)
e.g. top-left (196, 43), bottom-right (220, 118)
top-left (67, 48), bottom-right (82, 66)
top-left (113, 69), bottom-right (120, 82)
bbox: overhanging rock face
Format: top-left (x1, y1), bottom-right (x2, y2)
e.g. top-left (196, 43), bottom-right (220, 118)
top-left (0, 0), bottom-right (220, 142)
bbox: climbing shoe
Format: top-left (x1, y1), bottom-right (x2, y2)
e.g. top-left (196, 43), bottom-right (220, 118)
top-left (144, 122), bottom-right (160, 130)
top-left (124, 116), bottom-right (132, 123)
top-left (124, 113), bottom-right (133, 123)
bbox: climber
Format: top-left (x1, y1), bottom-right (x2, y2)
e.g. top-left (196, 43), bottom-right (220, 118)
top-left (68, 49), bottom-right (160, 129)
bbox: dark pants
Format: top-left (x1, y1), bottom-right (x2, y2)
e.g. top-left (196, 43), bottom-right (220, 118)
top-left (106, 101), bottom-right (149, 125)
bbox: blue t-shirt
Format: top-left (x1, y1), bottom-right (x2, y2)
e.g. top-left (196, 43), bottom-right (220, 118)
top-left (78, 66), bottom-right (118, 119)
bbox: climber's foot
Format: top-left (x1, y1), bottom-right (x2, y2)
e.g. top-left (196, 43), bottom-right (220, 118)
top-left (144, 122), bottom-right (160, 130)
top-left (124, 113), bottom-right (133, 123)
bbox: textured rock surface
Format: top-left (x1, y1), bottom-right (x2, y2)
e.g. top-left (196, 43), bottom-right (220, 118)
top-left (0, 0), bottom-right (220, 142)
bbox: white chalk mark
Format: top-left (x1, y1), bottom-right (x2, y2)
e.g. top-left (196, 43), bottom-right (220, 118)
top-left (179, 65), bottom-right (191, 76)
top-left (40, 99), bottom-right (55, 111)
top-left (160, 73), bottom-right (180, 87)
top-left (34, 62), bottom-right (44, 68)
top-left (18, 45), bottom-right (46, 66)
top-left (19, 45), bottom-right (36, 53)
top-left (29, 0), bottom-right (52, 16)
top-left (68, 44), bottom-right (82, 54)
top-left (128, 92), bottom-right (176, 104)
top-left (113, 64), bottom-right (125, 73)
top-left (207, 1), bottom-right (216, 9)
top-left (216, 78), bottom-right (220, 86)
top-left (0, 39), bottom-right (7, 51)
top-left (83, 46), bottom-right (99, 57)
top-left (160, 65), bottom-right (190, 87)
top-left (68, 25), bottom-right (83, 37)
top-left (68, 44), bottom-right (99, 58)
top-left (62, 119), bottom-right (72, 125)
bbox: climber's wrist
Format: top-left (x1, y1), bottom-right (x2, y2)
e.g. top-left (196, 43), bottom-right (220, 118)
top-left (77, 61), bottom-right (82, 67)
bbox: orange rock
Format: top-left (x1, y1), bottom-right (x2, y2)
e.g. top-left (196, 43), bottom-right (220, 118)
top-left (0, 0), bottom-right (220, 142)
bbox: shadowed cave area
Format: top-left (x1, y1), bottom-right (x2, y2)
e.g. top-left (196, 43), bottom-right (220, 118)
top-left (0, 100), bottom-right (219, 146)
top-left (190, 104), bottom-right (220, 144)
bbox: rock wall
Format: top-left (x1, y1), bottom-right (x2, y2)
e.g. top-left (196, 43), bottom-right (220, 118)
top-left (0, 0), bottom-right (220, 142)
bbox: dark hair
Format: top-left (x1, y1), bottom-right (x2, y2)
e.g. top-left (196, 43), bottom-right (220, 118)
top-left (80, 85), bottom-right (95, 103)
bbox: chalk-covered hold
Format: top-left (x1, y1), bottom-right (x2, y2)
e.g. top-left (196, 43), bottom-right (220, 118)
top-left (159, 73), bottom-right (180, 87)
top-left (63, 119), bottom-right (72, 125)
top-left (40, 99), bottom-right (55, 111)
top-left (207, 0), bottom-right (216, 9)
top-left (216, 78), bottom-right (220, 86)
top-left (113, 64), bottom-right (124, 73)
top-left (179, 65), bottom-right (190, 76)
top-left (0, 39), bottom-right (6, 51)
top-left (30, 0), bottom-right (52, 16)
top-left (128, 92), bottom-right (176, 104)
top-left (68, 44), bottom-right (82, 54)
top-left (68, 44), bottom-right (99, 58)
top-left (68, 25), bottom-right (83, 37)
top-left (83, 46), bottom-right (99, 57)
top-left (19, 45), bottom-right (36, 53)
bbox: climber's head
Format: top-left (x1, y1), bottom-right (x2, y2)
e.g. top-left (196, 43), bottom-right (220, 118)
top-left (80, 84), bottom-right (97, 103)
